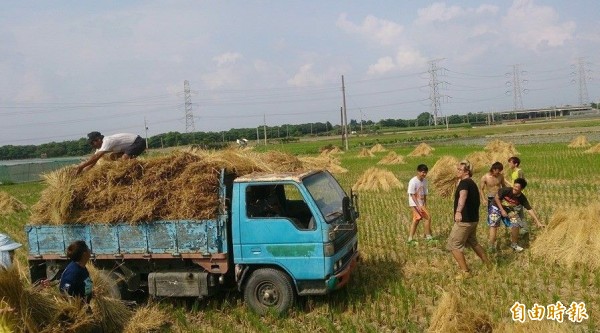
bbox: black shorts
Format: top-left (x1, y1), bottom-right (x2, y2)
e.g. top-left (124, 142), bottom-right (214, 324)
top-left (124, 136), bottom-right (146, 157)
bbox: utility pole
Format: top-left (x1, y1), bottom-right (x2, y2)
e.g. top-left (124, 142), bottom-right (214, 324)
top-left (263, 114), bottom-right (267, 145)
top-left (360, 109), bottom-right (364, 134)
top-left (428, 59), bottom-right (446, 126)
top-left (340, 107), bottom-right (344, 148)
top-left (184, 80), bottom-right (195, 133)
top-left (144, 117), bottom-right (149, 149)
top-left (256, 127), bottom-right (259, 144)
top-left (341, 75), bottom-right (349, 151)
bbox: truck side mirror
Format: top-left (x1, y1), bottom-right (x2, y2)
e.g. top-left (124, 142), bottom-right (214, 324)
top-left (342, 196), bottom-right (351, 223)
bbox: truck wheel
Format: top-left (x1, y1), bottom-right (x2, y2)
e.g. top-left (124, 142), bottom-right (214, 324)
top-left (243, 268), bottom-right (296, 316)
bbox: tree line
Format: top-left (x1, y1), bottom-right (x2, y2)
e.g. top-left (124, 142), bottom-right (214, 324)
top-left (0, 111), bottom-right (552, 160)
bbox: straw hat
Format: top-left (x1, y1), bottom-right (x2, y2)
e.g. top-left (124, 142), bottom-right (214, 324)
top-left (0, 233), bottom-right (22, 251)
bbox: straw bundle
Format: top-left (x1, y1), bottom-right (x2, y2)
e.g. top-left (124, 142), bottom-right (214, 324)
top-left (369, 144), bottom-right (387, 153)
top-left (357, 148), bottom-right (375, 158)
top-left (352, 167), bottom-right (403, 192)
top-left (0, 191), bottom-right (27, 215)
top-left (531, 203), bottom-right (600, 269)
top-left (320, 146), bottom-right (344, 156)
top-left (567, 135), bottom-right (591, 148)
top-left (584, 143), bottom-right (600, 154)
top-left (30, 149), bottom-right (313, 225)
top-left (428, 156), bottom-right (459, 198)
top-left (91, 296), bottom-right (133, 333)
top-left (123, 304), bottom-right (172, 333)
top-left (428, 290), bottom-right (492, 333)
top-left (298, 156), bottom-right (348, 174)
top-left (377, 151), bottom-right (406, 165)
top-left (408, 143), bottom-right (434, 157)
top-left (484, 139), bottom-right (518, 156)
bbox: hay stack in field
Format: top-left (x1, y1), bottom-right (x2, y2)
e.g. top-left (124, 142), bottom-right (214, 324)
top-left (408, 143), bottom-right (434, 157)
top-left (0, 191), bottom-right (27, 215)
top-left (30, 149), bottom-right (311, 225)
top-left (357, 148), bottom-right (375, 158)
top-left (352, 167), bottom-right (403, 192)
top-left (298, 156), bottom-right (348, 174)
top-left (484, 139), bottom-right (518, 156)
top-left (428, 156), bottom-right (459, 198)
top-left (320, 146), bottom-right (344, 156)
top-left (568, 135), bottom-right (591, 148)
top-left (123, 304), bottom-right (172, 333)
top-left (428, 290), bottom-right (492, 333)
top-left (91, 296), bottom-right (133, 333)
top-left (369, 143), bottom-right (387, 153)
top-left (584, 143), bottom-right (600, 154)
top-left (531, 203), bottom-right (600, 269)
top-left (377, 151), bottom-right (406, 165)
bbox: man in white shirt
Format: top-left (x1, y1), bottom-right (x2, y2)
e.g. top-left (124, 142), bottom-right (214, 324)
top-left (407, 164), bottom-right (433, 244)
top-left (76, 131), bottom-right (146, 174)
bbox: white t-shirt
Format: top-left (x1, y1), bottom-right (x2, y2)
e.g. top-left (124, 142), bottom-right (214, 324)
top-left (407, 176), bottom-right (428, 207)
top-left (98, 133), bottom-right (138, 153)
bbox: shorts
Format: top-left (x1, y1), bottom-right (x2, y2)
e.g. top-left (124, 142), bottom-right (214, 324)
top-left (124, 136), bottom-right (146, 157)
top-left (411, 206), bottom-right (430, 222)
top-left (446, 221), bottom-right (479, 251)
top-left (487, 205), bottom-right (524, 228)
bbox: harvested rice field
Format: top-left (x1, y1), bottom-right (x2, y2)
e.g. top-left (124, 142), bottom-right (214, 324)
top-left (1, 120), bottom-right (600, 332)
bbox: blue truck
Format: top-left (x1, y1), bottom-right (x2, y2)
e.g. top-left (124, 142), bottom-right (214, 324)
top-left (26, 169), bottom-right (359, 314)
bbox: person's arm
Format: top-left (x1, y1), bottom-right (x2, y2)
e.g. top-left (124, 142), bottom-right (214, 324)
top-left (494, 192), bottom-right (507, 217)
top-left (479, 175), bottom-right (487, 202)
top-left (76, 151), bottom-right (108, 174)
top-left (454, 189), bottom-right (467, 222)
top-left (500, 175), bottom-right (508, 188)
top-left (526, 209), bottom-right (545, 227)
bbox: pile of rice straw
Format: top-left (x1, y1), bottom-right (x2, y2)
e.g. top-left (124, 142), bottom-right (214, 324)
top-left (408, 143), bottom-right (434, 157)
top-left (465, 139), bottom-right (518, 171)
top-left (377, 151), bottom-right (406, 165)
top-left (298, 155), bottom-right (348, 174)
top-left (428, 156), bottom-right (459, 198)
top-left (584, 143), bottom-right (600, 154)
top-left (369, 144), bottom-right (387, 153)
top-left (428, 289), bottom-right (492, 333)
top-left (123, 304), bottom-right (172, 333)
top-left (352, 167), bottom-right (403, 192)
top-left (0, 191), bottom-right (27, 215)
top-left (357, 148), bottom-right (375, 158)
top-left (531, 203), bottom-right (600, 269)
top-left (320, 146), bottom-right (344, 156)
top-left (30, 148), bottom-right (338, 225)
top-left (567, 135), bottom-right (591, 148)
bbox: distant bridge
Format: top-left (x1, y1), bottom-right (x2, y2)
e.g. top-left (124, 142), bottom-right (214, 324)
top-left (494, 105), bottom-right (597, 119)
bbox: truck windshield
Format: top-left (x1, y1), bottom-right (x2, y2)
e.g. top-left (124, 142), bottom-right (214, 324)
top-left (303, 171), bottom-right (347, 223)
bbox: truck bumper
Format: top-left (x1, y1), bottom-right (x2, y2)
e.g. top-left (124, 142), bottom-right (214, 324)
top-left (326, 250), bottom-right (360, 291)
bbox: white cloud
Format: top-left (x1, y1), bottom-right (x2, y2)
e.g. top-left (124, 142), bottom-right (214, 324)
top-left (367, 48), bottom-right (426, 75)
top-left (502, 0), bottom-right (575, 50)
top-left (287, 63), bottom-right (324, 86)
top-left (213, 52), bottom-right (243, 67)
top-left (336, 13), bottom-right (404, 46)
top-left (416, 2), bottom-right (499, 24)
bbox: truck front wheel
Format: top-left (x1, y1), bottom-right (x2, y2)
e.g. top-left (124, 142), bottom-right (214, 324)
top-left (243, 268), bottom-right (296, 315)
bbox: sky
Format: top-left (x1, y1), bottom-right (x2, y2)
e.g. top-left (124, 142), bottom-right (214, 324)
top-left (1, 0), bottom-right (599, 146)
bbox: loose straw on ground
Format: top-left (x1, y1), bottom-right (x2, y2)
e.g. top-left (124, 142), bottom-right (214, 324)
top-left (0, 191), bottom-right (27, 215)
top-left (531, 203), bottom-right (600, 270)
top-left (584, 143), bottom-right (600, 154)
top-left (428, 289), bottom-right (492, 333)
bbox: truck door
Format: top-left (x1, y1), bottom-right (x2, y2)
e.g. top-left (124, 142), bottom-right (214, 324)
top-left (238, 183), bottom-right (324, 280)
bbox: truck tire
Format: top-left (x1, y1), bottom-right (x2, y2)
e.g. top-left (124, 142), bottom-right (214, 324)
top-left (243, 268), bottom-right (296, 316)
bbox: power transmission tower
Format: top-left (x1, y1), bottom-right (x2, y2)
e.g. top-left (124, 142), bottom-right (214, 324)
top-left (184, 80), bottom-right (195, 133)
top-left (506, 64), bottom-right (525, 111)
top-left (572, 57), bottom-right (590, 105)
top-left (428, 59), bottom-right (446, 126)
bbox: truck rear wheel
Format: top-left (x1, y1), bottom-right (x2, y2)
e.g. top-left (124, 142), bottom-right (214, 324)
top-left (243, 268), bottom-right (295, 315)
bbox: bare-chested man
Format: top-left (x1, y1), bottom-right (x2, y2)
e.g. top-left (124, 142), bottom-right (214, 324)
top-left (480, 162), bottom-right (507, 251)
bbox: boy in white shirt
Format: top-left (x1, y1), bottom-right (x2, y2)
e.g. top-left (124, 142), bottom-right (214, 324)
top-left (407, 164), bottom-right (433, 244)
